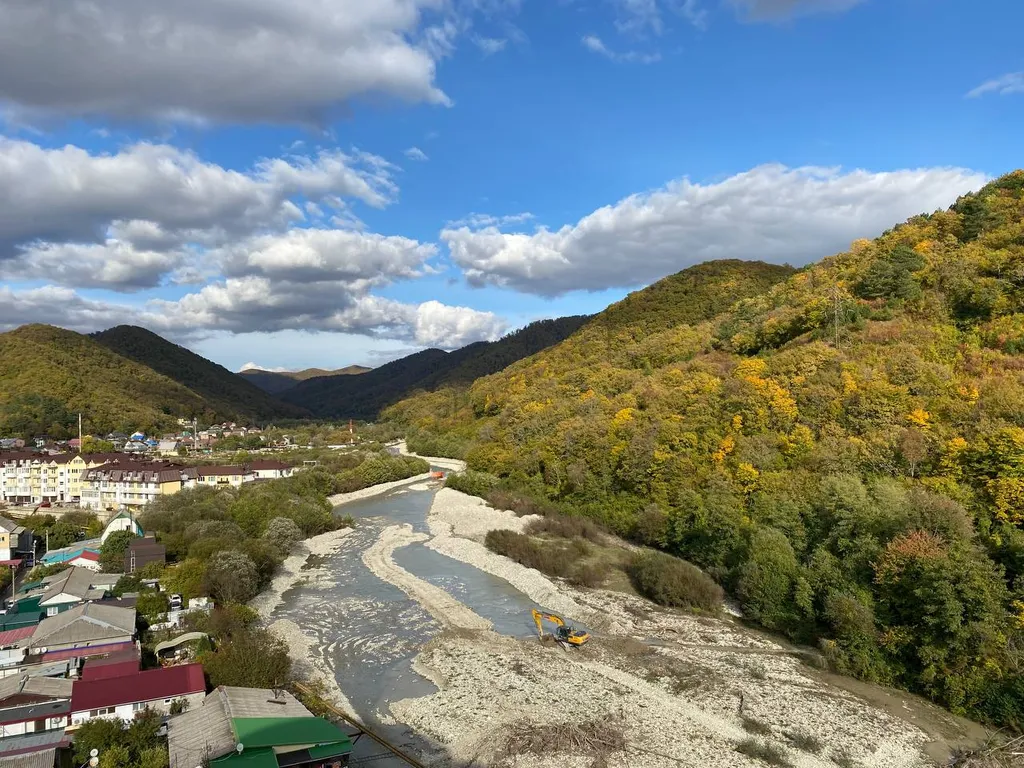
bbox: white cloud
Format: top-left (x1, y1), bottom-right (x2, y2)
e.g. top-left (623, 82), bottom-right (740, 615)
top-left (581, 35), bottom-right (661, 64)
top-left (727, 0), bottom-right (867, 21)
top-left (473, 36), bottom-right (508, 55)
top-left (0, 138), bottom-right (398, 289)
top-left (404, 146), bottom-right (430, 161)
top-left (615, 0), bottom-right (663, 35)
top-left (967, 73), bottom-right (1024, 98)
top-left (446, 212), bottom-right (534, 228)
top-left (442, 164), bottom-right (987, 296)
top-left (0, 0), bottom-right (454, 124)
top-left (240, 362), bottom-right (290, 373)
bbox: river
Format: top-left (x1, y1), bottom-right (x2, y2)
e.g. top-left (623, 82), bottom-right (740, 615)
top-left (269, 477), bottom-right (554, 765)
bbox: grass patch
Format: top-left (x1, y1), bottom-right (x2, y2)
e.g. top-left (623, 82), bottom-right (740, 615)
top-left (526, 513), bottom-right (605, 543)
top-left (485, 489), bottom-right (560, 517)
top-left (568, 560), bottom-right (611, 588)
top-left (628, 551), bottom-right (723, 612)
top-left (741, 716), bottom-right (772, 736)
top-left (748, 663), bottom-right (769, 680)
top-left (736, 738), bottom-right (791, 767)
top-left (485, 530), bottom-right (581, 577)
top-left (786, 730), bottom-right (823, 754)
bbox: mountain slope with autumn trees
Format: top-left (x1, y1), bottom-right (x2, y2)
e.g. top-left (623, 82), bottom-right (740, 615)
top-left (385, 171), bottom-right (1024, 729)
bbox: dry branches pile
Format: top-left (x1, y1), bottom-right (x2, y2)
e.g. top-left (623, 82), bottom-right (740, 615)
top-left (946, 734), bottom-right (1024, 768)
top-left (497, 715), bottom-right (627, 766)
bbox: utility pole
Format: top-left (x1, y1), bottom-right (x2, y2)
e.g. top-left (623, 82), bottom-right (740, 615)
top-left (78, 413), bottom-right (83, 453)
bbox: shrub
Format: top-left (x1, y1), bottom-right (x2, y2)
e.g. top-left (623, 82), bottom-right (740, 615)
top-left (264, 517), bottom-right (303, 554)
top-left (204, 550), bottom-right (259, 604)
top-left (526, 513), bottom-right (604, 543)
top-left (486, 489), bottom-right (560, 517)
top-left (735, 738), bottom-right (791, 767)
top-left (485, 530), bottom-right (572, 578)
top-left (445, 470), bottom-right (500, 499)
top-left (628, 551), bottom-right (723, 612)
top-left (786, 731), bottom-right (823, 754)
top-left (741, 716), bottom-right (771, 736)
top-left (568, 561), bottom-right (610, 588)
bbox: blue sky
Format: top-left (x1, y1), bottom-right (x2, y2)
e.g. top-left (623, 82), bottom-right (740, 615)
top-left (0, 0), bottom-right (1020, 371)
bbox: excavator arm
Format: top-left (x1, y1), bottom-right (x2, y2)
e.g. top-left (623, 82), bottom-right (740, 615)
top-left (531, 609), bottom-right (589, 647)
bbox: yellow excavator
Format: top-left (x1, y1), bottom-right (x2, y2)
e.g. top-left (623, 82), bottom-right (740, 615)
top-left (532, 609), bottom-right (590, 648)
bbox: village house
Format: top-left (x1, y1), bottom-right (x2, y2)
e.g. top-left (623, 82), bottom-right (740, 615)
top-left (124, 536), bottom-right (166, 574)
top-left (248, 460), bottom-right (295, 480)
top-left (23, 603), bottom-right (136, 653)
top-left (167, 686), bottom-right (352, 768)
top-left (0, 518), bottom-right (34, 563)
top-left (0, 675), bottom-right (72, 739)
top-left (182, 465), bottom-right (255, 488)
top-left (17, 567), bottom-right (121, 617)
top-left (69, 663), bottom-right (205, 728)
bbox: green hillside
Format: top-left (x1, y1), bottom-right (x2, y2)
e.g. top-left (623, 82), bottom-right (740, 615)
top-left (239, 365), bottom-right (371, 395)
top-left (92, 326), bottom-right (306, 421)
top-left (385, 172), bottom-right (1024, 728)
top-left (282, 315), bottom-right (591, 419)
top-left (0, 325), bottom-right (212, 437)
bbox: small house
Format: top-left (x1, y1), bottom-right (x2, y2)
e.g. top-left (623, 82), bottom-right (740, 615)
top-left (70, 662), bottom-right (205, 727)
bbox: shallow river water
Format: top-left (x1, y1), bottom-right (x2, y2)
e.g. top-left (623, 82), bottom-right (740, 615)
top-left (269, 477), bottom-right (555, 765)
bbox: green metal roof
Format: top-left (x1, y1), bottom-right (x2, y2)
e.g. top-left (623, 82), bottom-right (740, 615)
top-left (231, 717), bottom-right (351, 750)
top-left (305, 742), bottom-right (352, 760)
top-left (210, 748), bottom-right (279, 768)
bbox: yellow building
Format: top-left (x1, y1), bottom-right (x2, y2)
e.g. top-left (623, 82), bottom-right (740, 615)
top-left (79, 462), bottom-right (184, 512)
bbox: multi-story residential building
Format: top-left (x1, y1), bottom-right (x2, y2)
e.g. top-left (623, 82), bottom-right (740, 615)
top-left (0, 451), bottom-right (137, 506)
top-left (79, 462), bottom-right (184, 511)
top-left (182, 465), bottom-right (255, 489)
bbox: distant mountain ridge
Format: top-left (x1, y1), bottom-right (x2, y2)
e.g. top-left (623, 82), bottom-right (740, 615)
top-left (239, 365), bottom-right (371, 395)
top-left (92, 326), bottom-right (306, 421)
top-left (281, 315), bottom-right (591, 419)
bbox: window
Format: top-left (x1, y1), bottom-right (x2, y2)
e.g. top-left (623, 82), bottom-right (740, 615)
top-left (89, 707), bottom-right (115, 717)
top-left (132, 702), bottom-right (147, 712)
top-left (46, 606), bottom-right (58, 616)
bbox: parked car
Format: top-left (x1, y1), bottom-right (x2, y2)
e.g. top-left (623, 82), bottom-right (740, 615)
top-left (169, 594), bottom-right (183, 610)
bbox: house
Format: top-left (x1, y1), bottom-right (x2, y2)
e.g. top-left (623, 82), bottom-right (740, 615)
top-left (80, 462), bottom-right (184, 511)
top-left (0, 728), bottom-right (68, 767)
top-left (183, 466), bottom-right (255, 489)
top-left (69, 663), bottom-right (205, 727)
top-left (0, 674), bottom-right (72, 738)
top-left (19, 567), bottom-right (120, 617)
top-left (79, 648), bottom-right (141, 681)
top-left (100, 512), bottom-right (144, 544)
top-left (167, 686), bottom-right (353, 768)
top-left (64, 551), bottom-right (100, 572)
top-left (38, 543), bottom-right (100, 568)
top-left (248, 460), bottom-right (295, 480)
top-left (24, 603), bottom-right (135, 654)
top-left (0, 628), bottom-right (37, 675)
top-left (157, 440), bottom-right (181, 456)
top-left (0, 518), bottom-right (34, 563)
top-left (124, 536), bottom-right (165, 575)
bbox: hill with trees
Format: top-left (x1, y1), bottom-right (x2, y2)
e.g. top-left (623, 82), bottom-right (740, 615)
top-left (239, 365), bottom-right (371, 395)
top-left (0, 325), bottom-right (215, 437)
top-left (92, 325), bottom-right (305, 420)
top-left (384, 171), bottom-right (1024, 729)
top-left (281, 315), bottom-right (591, 419)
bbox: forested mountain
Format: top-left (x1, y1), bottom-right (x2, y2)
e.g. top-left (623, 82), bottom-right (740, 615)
top-left (239, 365), bottom-right (371, 395)
top-left (281, 315), bottom-right (591, 419)
top-left (92, 326), bottom-right (306, 421)
top-left (386, 171), bottom-right (1024, 728)
top-left (0, 325), bottom-right (213, 437)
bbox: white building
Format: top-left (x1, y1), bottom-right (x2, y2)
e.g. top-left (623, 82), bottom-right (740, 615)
top-left (248, 460), bottom-right (296, 480)
top-left (69, 663), bottom-right (205, 728)
top-left (0, 675), bottom-right (72, 738)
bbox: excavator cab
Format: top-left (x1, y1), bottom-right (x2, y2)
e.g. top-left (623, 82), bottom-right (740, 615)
top-left (532, 609), bottom-right (590, 648)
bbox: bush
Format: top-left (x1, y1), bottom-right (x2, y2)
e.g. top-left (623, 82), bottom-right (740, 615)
top-left (526, 513), bottom-right (604, 543)
top-left (445, 470), bottom-right (501, 499)
top-left (263, 517), bottom-right (303, 554)
top-left (628, 551), bottom-right (723, 612)
top-left (568, 561), bottom-right (610, 588)
top-left (485, 530), bottom-right (572, 578)
top-left (486, 489), bottom-right (560, 517)
top-left (204, 550), bottom-right (259, 604)
top-left (200, 624), bottom-right (291, 688)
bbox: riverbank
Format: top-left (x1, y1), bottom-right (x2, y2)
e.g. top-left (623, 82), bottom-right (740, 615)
top-left (380, 486), bottom-right (979, 767)
top-left (328, 472), bottom-right (433, 506)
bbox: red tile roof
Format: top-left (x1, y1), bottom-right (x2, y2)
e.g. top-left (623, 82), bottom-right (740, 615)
top-left (71, 663), bottom-right (205, 712)
top-left (80, 656), bottom-right (141, 681)
top-left (0, 626), bottom-right (35, 647)
top-left (70, 551), bottom-right (99, 562)
top-left (36, 641), bottom-right (137, 665)
top-left (249, 460), bottom-right (292, 470)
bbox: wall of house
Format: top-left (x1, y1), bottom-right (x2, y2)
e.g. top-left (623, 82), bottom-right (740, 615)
top-left (0, 713), bottom-right (69, 737)
top-left (70, 691), bottom-right (204, 726)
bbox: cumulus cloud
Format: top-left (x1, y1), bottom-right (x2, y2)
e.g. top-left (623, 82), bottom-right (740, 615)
top-left (0, 138), bottom-right (399, 289)
top-left (0, 0), bottom-right (454, 124)
top-left (727, 0), bottom-right (866, 21)
top-left (404, 147), bottom-right (430, 161)
top-left (967, 73), bottom-right (1024, 98)
top-left (581, 35), bottom-right (661, 64)
top-left (442, 164), bottom-right (987, 296)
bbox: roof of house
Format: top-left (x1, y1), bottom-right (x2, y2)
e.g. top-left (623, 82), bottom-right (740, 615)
top-left (0, 730), bottom-right (68, 762)
top-left (33, 640), bottom-right (136, 665)
top-left (167, 687), bottom-right (311, 768)
top-left (0, 674), bottom-right (72, 704)
top-left (68, 551), bottom-right (99, 563)
top-left (80, 648), bottom-right (141, 681)
top-left (36, 566), bottom-right (107, 605)
top-left (26, 603), bottom-right (135, 649)
top-left (38, 540), bottom-right (102, 565)
top-left (0, 517), bottom-right (20, 534)
top-left (86, 463), bottom-right (183, 483)
top-left (193, 465), bottom-right (251, 477)
top-left (71, 662), bottom-right (204, 713)
top-left (0, 626), bottom-right (35, 647)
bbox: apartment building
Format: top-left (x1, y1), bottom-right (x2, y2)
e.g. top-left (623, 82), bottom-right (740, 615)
top-left (79, 462), bottom-right (184, 511)
top-left (181, 465), bottom-right (255, 488)
top-left (0, 452), bottom-right (132, 506)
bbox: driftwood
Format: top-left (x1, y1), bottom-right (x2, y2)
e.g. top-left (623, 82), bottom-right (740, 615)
top-left (946, 733), bottom-right (1024, 768)
top-left (497, 715), bottom-right (627, 767)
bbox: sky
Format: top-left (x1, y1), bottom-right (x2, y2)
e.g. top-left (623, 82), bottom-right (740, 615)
top-left (0, 0), bottom-right (1020, 372)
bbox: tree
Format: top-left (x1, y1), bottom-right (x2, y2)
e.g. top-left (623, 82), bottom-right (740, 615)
top-left (201, 625), bottom-right (291, 688)
top-left (263, 517), bottom-right (303, 554)
top-left (204, 550), bottom-right (259, 604)
top-left (46, 519), bottom-right (80, 550)
top-left (81, 435), bottom-right (115, 453)
top-left (74, 718), bottom-right (127, 763)
top-left (736, 528), bottom-right (800, 631)
top-left (100, 529), bottom-right (136, 572)
top-left (162, 558), bottom-right (207, 600)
